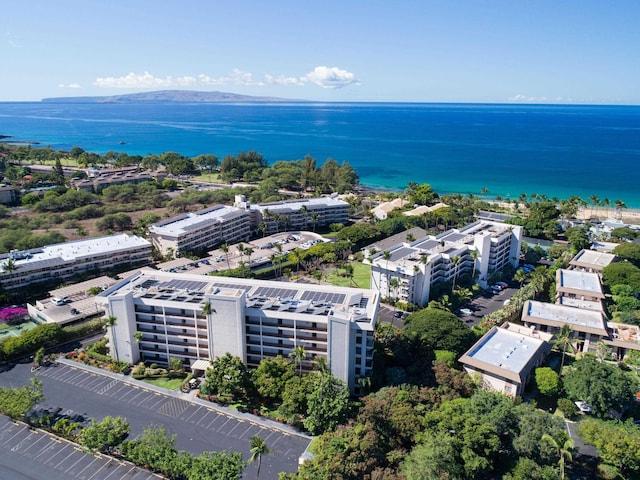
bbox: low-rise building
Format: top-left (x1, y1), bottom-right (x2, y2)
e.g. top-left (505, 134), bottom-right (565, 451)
top-left (96, 271), bottom-right (379, 394)
top-left (370, 220), bottom-right (522, 306)
top-left (459, 322), bottom-right (553, 397)
top-left (555, 268), bottom-right (605, 304)
top-left (372, 198), bottom-right (407, 220)
top-left (0, 234), bottom-right (152, 292)
top-left (0, 185), bottom-right (18, 205)
top-left (569, 249), bottom-right (616, 273)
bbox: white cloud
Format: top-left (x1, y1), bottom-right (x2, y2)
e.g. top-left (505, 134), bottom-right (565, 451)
top-left (508, 94), bottom-right (555, 103)
top-left (265, 74), bottom-right (305, 87)
top-left (93, 67), bottom-right (359, 90)
top-left (57, 83), bottom-right (81, 89)
top-left (302, 66), bottom-right (360, 89)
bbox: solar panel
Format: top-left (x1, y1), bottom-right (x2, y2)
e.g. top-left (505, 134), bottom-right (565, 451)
top-left (253, 286), bottom-right (297, 299)
top-left (300, 290), bottom-right (346, 305)
top-left (159, 279), bottom-right (208, 291)
top-left (210, 282), bottom-right (253, 293)
top-left (359, 297), bottom-right (369, 308)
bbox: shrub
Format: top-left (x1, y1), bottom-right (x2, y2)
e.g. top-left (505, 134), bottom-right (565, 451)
top-left (557, 398), bottom-right (578, 419)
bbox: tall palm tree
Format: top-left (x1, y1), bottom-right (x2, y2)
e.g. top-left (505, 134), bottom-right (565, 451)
top-left (555, 324), bottom-right (574, 371)
top-left (201, 301), bottom-right (215, 317)
top-left (310, 212), bottom-right (319, 232)
top-left (248, 435), bottom-right (273, 479)
top-left (383, 251), bottom-right (392, 298)
top-left (541, 434), bottom-right (574, 480)
top-left (221, 242), bottom-right (231, 270)
top-left (133, 331), bottom-right (144, 362)
top-left (513, 268), bottom-right (528, 288)
top-left (451, 255), bottom-right (461, 293)
top-left (313, 356), bottom-right (329, 374)
top-left (470, 250), bottom-right (478, 279)
top-left (104, 315), bottom-right (119, 361)
top-left (237, 243), bottom-right (246, 265)
top-left (299, 204), bottom-right (308, 229)
top-left (245, 247), bottom-right (254, 267)
top-left (289, 345), bottom-right (306, 377)
top-left (1, 258), bottom-right (16, 273)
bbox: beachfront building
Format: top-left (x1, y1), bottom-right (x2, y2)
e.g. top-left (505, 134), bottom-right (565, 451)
top-left (73, 169), bottom-right (165, 193)
top-left (459, 322), bottom-right (553, 398)
top-left (369, 220), bottom-right (522, 306)
top-left (246, 195), bottom-right (350, 235)
top-left (372, 198), bottom-right (408, 220)
top-left (555, 268), bottom-right (605, 310)
top-left (569, 249), bottom-right (617, 273)
top-left (0, 234), bottom-right (152, 292)
top-left (148, 206), bottom-right (251, 257)
top-left (96, 271), bottom-right (379, 393)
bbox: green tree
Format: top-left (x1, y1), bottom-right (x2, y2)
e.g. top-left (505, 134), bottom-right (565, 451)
top-left (613, 242), bottom-right (640, 268)
top-left (0, 378), bottom-right (44, 421)
top-left (289, 345), bottom-right (306, 377)
top-left (513, 268), bottom-right (528, 288)
top-left (78, 416), bottom-right (130, 453)
top-left (554, 324), bottom-right (574, 372)
top-left (252, 356), bottom-right (296, 405)
top-left (303, 373), bottom-right (351, 435)
top-left (189, 450), bottom-right (245, 480)
top-left (562, 356), bottom-right (636, 417)
top-left (201, 353), bottom-right (252, 402)
top-left (194, 153), bottom-right (219, 172)
top-left (404, 307), bottom-right (474, 354)
top-left (104, 315), bottom-right (119, 361)
top-left (602, 261), bottom-right (640, 292)
top-left (535, 367), bottom-right (559, 397)
top-left (402, 432), bottom-right (463, 480)
top-left (578, 419), bottom-right (640, 476)
top-left (248, 435), bottom-right (273, 479)
top-left (541, 433), bottom-right (574, 480)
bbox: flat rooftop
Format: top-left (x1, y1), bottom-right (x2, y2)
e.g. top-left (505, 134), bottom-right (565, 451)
top-left (460, 324), bottom-right (547, 382)
top-left (570, 249), bottom-right (616, 269)
top-left (101, 271), bottom-right (378, 322)
top-left (557, 269), bottom-right (603, 295)
top-left (0, 234), bottom-right (150, 270)
top-left (252, 196), bottom-right (348, 214)
top-left (558, 297), bottom-right (604, 311)
top-left (523, 300), bottom-right (608, 335)
top-left (149, 205), bottom-right (246, 235)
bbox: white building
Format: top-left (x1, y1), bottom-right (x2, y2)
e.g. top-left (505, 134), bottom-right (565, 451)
top-left (459, 322), bottom-right (553, 397)
top-left (148, 205), bottom-right (251, 257)
top-left (369, 220), bottom-right (522, 306)
top-left (149, 196), bottom-right (349, 257)
top-left (0, 234), bottom-right (152, 291)
top-left (555, 268), bottom-right (605, 310)
top-left (96, 271), bottom-right (379, 394)
top-left (569, 249), bottom-right (616, 274)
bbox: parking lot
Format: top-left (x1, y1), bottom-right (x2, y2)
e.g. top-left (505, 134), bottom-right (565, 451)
top-left (0, 416), bottom-right (160, 480)
top-left (0, 361), bottom-right (310, 480)
top-left (456, 287), bottom-right (518, 326)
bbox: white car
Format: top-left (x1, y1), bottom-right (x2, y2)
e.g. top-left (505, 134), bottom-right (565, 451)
top-left (459, 308), bottom-right (473, 316)
top-left (575, 401), bottom-right (593, 414)
top-left (51, 296), bottom-right (69, 306)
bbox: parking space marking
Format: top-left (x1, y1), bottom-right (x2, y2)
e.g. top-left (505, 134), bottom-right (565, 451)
top-left (0, 423), bottom-right (27, 445)
top-left (157, 398), bottom-right (190, 418)
top-left (62, 451), bottom-right (93, 476)
top-left (216, 416), bottom-right (232, 432)
top-left (74, 454), bottom-right (100, 478)
top-left (125, 389), bottom-right (148, 404)
top-left (181, 405), bottom-right (202, 424)
top-left (32, 439), bottom-right (61, 461)
top-left (17, 431), bottom-right (48, 454)
top-left (96, 379), bottom-right (119, 395)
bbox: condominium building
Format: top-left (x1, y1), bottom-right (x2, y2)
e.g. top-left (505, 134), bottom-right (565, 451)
top-left (569, 249), bottom-right (617, 273)
top-left (148, 205), bottom-right (251, 257)
top-left (248, 196), bottom-right (350, 235)
top-left (96, 271), bottom-right (379, 393)
top-left (0, 234), bottom-right (152, 291)
top-left (149, 195), bottom-right (350, 257)
top-left (369, 220), bottom-right (522, 306)
top-left (555, 268), bottom-right (605, 311)
top-left (459, 322), bottom-right (553, 397)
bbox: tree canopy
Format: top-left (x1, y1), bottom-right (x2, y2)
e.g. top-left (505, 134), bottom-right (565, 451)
top-left (403, 307), bottom-right (475, 354)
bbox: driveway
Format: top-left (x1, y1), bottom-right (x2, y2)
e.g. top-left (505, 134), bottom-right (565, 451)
top-left (456, 287), bottom-right (518, 326)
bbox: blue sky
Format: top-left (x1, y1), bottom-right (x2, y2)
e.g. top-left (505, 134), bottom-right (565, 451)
top-left (2, 0), bottom-right (639, 103)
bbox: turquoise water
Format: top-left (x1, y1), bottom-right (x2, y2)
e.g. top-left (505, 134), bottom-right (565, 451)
top-left (1, 102), bottom-right (639, 206)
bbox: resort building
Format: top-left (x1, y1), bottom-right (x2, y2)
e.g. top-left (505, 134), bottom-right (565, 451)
top-left (148, 206), bottom-right (252, 257)
top-left (247, 196), bottom-right (350, 235)
top-left (459, 322), bottom-right (553, 398)
top-left (149, 195), bottom-right (349, 257)
top-left (73, 169), bottom-right (165, 193)
top-left (96, 271), bottom-right (379, 394)
top-left (369, 220), bottom-right (522, 306)
top-left (0, 185), bottom-right (18, 205)
top-left (569, 249), bottom-right (616, 273)
top-left (555, 268), bottom-right (605, 306)
top-left (372, 198), bottom-right (408, 220)
top-left (0, 234), bottom-right (152, 292)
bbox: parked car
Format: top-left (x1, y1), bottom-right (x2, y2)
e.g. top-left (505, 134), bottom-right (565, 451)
top-left (70, 308), bottom-right (79, 315)
top-left (575, 401), bottom-right (593, 414)
top-left (496, 281), bottom-right (508, 288)
top-left (459, 308), bottom-right (473, 316)
top-left (51, 296), bottom-right (69, 306)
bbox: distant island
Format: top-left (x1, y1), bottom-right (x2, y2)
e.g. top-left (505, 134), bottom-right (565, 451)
top-left (41, 89), bottom-right (303, 103)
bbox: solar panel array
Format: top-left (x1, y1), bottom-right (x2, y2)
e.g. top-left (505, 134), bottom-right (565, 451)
top-left (140, 279), bottom-right (159, 289)
top-left (159, 279), bottom-right (208, 291)
top-left (253, 286), bottom-right (298, 299)
top-left (210, 282), bottom-right (253, 293)
top-left (300, 290), bottom-right (346, 305)
top-left (359, 297), bottom-right (369, 308)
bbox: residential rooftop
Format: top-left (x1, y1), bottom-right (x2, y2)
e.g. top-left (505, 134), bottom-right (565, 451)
top-left (556, 269), bottom-right (604, 297)
top-left (251, 196), bottom-right (348, 214)
top-left (460, 322), bottom-right (551, 383)
top-left (148, 205), bottom-right (246, 236)
top-left (522, 300), bottom-right (608, 336)
top-left (570, 249), bottom-right (616, 270)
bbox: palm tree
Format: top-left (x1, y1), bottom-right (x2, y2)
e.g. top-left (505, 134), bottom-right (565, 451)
top-left (470, 250), bottom-right (478, 279)
top-left (245, 247), bottom-right (254, 267)
top-left (300, 204), bottom-right (308, 229)
top-left (541, 433), bottom-right (574, 480)
top-left (513, 268), bottom-right (528, 288)
top-left (201, 301), bottom-right (215, 317)
top-left (451, 255), bottom-right (461, 293)
top-left (310, 212), bottom-right (319, 232)
top-left (221, 242), bottom-right (231, 270)
top-left (389, 277), bottom-right (400, 306)
top-left (237, 243), bottom-right (246, 265)
top-left (313, 356), bottom-right (329, 374)
top-left (104, 315), bottom-right (119, 361)
top-left (589, 194), bottom-right (600, 218)
top-left (289, 345), bottom-right (306, 377)
top-left (554, 324), bottom-right (574, 371)
top-left (383, 251), bottom-right (392, 298)
top-left (258, 221), bottom-right (267, 238)
top-left (248, 435), bottom-right (273, 479)
top-left (1, 258), bottom-right (16, 273)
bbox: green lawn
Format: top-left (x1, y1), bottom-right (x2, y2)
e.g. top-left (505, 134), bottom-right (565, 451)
top-left (325, 262), bottom-right (371, 288)
top-left (142, 377), bottom-right (184, 390)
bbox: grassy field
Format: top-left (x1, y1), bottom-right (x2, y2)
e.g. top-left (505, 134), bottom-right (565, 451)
top-left (325, 262), bottom-right (371, 288)
top-left (142, 377), bottom-right (184, 390)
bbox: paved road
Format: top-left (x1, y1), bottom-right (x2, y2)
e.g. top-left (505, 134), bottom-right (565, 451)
top-left (0, 360), bottom-right (310, 480)
top-left (456, 287), bottom-right (518, 326)
top-left (0, 416), bottom-right (161, 480)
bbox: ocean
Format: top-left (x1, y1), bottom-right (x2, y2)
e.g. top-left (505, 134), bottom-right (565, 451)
top-left (1, 102), bottom-right (639, 207)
